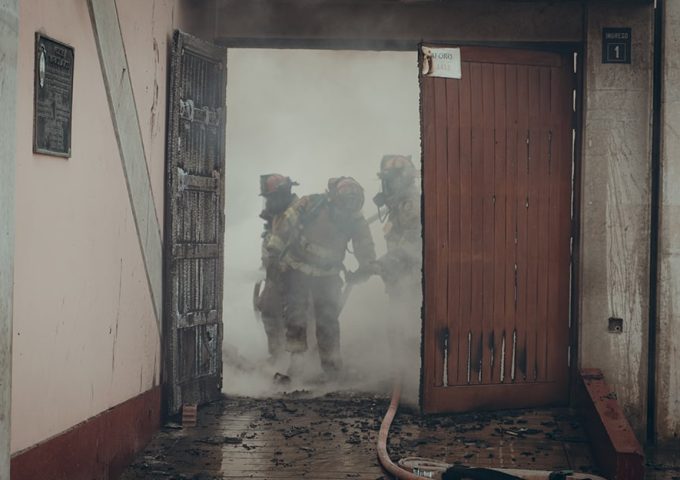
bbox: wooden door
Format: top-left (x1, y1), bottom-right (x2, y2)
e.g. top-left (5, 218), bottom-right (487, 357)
top-left (421, 46), bottom-right (574, 413)
top-left (164, 31), bottom-right (226, 416)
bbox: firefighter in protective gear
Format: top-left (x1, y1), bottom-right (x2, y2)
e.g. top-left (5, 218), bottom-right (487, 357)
top-left (257, 174), bottom-right (299, 362)
top-left (265, 176), bottom-right (379, 378)
top-left (373, 155), bottom-right (422, 297)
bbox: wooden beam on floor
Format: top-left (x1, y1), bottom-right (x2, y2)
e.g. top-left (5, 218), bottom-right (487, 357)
top-left (576, 368), bottom-right (645, 480)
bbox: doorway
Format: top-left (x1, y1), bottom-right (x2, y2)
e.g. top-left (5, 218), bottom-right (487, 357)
top-left (162, 37), bottom-right (578, 416)
top-left (220, 48), bottom-right (423, 401)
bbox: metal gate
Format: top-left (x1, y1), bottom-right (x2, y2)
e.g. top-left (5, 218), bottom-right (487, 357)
top-left (163, 31), bottom-right (226, 416)
top-left (421, 46), bottom-right (574, 413)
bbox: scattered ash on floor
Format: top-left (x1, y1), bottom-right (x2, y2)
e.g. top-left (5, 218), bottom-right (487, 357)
top-left (120, 391), bottom-right (603, 480)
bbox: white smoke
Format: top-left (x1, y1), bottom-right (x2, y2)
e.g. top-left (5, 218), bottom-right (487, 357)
top-left (223, 48), bottom-right (422, 404)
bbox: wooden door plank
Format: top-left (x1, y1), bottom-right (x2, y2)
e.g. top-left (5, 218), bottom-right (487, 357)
top-left (446, 78), bottom-right (462, 386)
top-left (460, 47), bottom-right (563, 67)
top-left (434, 77), bottom-right (450, 387)
top-left (526, 66), bottom-right (541, 382)
top-left (547, 65), bottom-right (562, 381)
top-left (469, 62), bottom-right (485, 384)
top-left (421, 76), bottom-right (439, 394)
top-left (503, 64), bottom-right (519, 384)
top-left (535, 66), bottom-right (552, 382)
top-left (515, 64), bottom-right (530, 382)
top-left (492, 64), bottom-right (507, 384)
top-left (481, 63), bottom-right (496, 384)
top-left (556, 63), bottom-right (574, 387)
top-left (457, 62), bottom-right (474, 385)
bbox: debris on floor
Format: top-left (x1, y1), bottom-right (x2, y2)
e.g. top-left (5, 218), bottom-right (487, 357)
top-left (120, 391), bottom-right (615, 480)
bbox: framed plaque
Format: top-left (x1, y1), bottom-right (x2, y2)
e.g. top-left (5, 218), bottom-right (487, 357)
top-left (33, 33), bottom-right (74, 157)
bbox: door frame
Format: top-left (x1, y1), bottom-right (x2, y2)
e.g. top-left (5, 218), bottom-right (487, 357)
top-left (165, 35), bottom-right (584, 414)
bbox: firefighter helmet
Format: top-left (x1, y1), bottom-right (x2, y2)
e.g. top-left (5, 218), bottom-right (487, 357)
top-left (378, 155), bottom-right (416, 196)
top-left (378, 155), bottom-right (416, 180)
top-left (328, 176), bottom-right (365, 213)
top-left (259, 174), bottom-right (298, 197)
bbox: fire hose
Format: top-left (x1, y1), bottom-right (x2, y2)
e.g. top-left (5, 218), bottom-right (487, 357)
top-left (376, 382), bottom-right (608, 480)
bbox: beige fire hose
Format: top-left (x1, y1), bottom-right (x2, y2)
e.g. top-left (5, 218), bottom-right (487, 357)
top-left (376, 382), bottom-right (608, 480)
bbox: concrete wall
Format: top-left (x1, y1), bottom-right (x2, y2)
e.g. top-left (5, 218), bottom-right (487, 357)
top-left (9, 0), bottom-right (198, 455)
top-left (579, 4), bottom-right (654, 436)
top-left (116, 0), bottom-right (173, 234)
top-left (657, 0), bottom-right (680, 444)
top-left (0, 0), bottom-right (18, 477)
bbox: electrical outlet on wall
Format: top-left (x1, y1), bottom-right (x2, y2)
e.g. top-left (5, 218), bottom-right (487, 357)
top-left (608, 317), bottom-right (623, 333)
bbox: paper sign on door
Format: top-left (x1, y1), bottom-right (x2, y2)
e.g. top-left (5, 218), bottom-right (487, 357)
top-left (421, 46), bottom-right (462, 79)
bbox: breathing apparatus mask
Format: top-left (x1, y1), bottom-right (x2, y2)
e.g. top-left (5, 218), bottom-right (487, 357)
top-left (327, 176), bottom-right (365, 219)
top-left (373, 155), bottom-right (417, 209)
top-left (259, 174), bottom-right (298, 214)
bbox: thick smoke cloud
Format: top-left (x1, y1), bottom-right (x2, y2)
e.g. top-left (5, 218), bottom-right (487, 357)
top-left (223, 48), bottom-right (422, 402)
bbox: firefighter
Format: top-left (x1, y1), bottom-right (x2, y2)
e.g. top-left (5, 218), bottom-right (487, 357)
top-left (256, 174), bottom-right (299, 363)
top-left (373, 154), bottom-right (422, 297)
top-left (265, 176), bottom-right (379, 379)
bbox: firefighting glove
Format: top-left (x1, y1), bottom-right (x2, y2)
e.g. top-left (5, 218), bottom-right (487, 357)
top-left (345, 262), bottom-right (380, 285)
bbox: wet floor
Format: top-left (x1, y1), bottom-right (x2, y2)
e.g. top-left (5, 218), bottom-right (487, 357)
top-left (119, 390), bottom-right (620, 480)
top-left (647, 448), bottom-right (680, 480)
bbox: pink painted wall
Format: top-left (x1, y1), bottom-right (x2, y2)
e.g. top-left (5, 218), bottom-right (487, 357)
top-left (10, 0), bottom-right (192, 454)
top-left (117, 0), bottom-right (171, 228)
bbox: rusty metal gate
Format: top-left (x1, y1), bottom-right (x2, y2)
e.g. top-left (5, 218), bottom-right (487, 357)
top-left (164, 31), bottom-right (226, 416)
top-left (421, 46), bottom-right (574, 413)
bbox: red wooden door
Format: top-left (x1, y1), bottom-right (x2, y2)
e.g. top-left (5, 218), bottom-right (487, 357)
top-left (421, 46), bottom-right (574, 413)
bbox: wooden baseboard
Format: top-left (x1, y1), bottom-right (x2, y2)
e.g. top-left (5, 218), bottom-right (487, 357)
top-left (11, 386), bottom-right (161, 480)
top-left (576, 369), bottom-right (644, 480)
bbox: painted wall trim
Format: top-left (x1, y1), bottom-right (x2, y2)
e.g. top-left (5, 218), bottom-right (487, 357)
top-left (0, 1), bottom-right (19, 479)
top-left (87, 0), bottom-right (163, 333)
top-left (10, 386), bottom-right (161, 480)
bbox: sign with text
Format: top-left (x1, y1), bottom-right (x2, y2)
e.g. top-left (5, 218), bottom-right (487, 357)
top-left (602, 28), bottom-right (631, 64)
top-left (421, 46), bottom-right (462, 79)
top-left (34, 34), bottom-right (74, 157)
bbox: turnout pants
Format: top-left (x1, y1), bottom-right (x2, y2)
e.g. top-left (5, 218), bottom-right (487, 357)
top-left (257, 277), bottom-right (285, 358)
top-left (283, 269), bottom-right (343, 374)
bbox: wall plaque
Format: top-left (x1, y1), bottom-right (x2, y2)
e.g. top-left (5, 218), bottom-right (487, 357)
top-left (602, 27), bottom-right (632, 64)
top-left (33, 33), bottom-right (74, 157)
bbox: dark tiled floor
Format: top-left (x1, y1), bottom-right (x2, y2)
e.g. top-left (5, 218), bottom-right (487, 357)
top-left (646, 448), bottom-right (680, 480)
top-left (120, 392), bottom-right (606, 480)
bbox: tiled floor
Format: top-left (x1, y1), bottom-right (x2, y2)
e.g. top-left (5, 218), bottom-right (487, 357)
top-left (121, 392), bottom-right (605, 480)
top-left (646, 448), bottom-right (680, 480)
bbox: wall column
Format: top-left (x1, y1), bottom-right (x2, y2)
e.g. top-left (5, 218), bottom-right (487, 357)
top-left (580, 4), bottom-right (654, 437)
top-left (657, 0), bottom-right (680, 445)
top-left (0, 0), bottom-right (19, 478)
